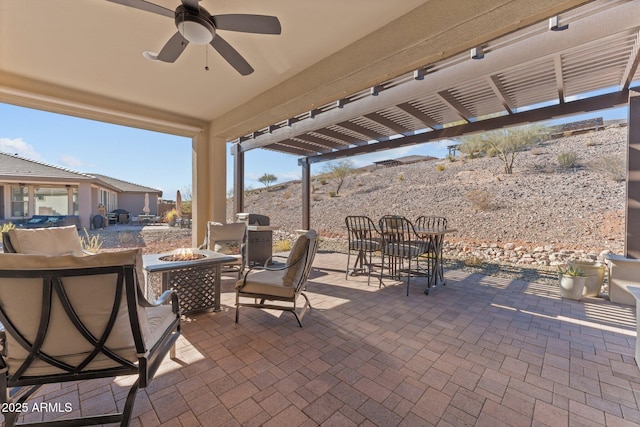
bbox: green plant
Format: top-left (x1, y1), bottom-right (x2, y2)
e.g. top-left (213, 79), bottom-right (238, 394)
top-left (80, 228), bottom-right (103, 253)
top-left (328, 191), bottom-right (336, 197)
top-left (398, 173), bottom-right (404, 182)
top-left (323, 159), bottom-right (355, 195)
top-left (558, 265), bottom-right (585, 277)
top-left (258, 173), bottom-right (277, 188)
top-left (436, 164), bottom-right (445, 172)
top-left (283, 190), bottom-right (292, 199)
top-left (557, 151), bottom-right (579, 169)
top-left (457, 125), bottom-right (544, 174)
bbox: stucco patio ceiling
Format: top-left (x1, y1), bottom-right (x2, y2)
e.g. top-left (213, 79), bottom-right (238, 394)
top-left (0, 0), bottom-right (598, 141)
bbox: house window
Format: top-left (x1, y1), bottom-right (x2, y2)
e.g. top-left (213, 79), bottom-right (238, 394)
top-left (99, 189), bottom-right (117, 212)
top-left (34, 187), bottom-right (69, 215)
top-left (11, 186), bottom-right (28, 217)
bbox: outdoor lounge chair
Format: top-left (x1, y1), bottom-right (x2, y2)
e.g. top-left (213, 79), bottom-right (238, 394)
top-left (0, 249), bottom-right (181, 427)
top-left (199, 221), bottom-right (247, 278)
top-left (235, 230), bottom-right (318, 327)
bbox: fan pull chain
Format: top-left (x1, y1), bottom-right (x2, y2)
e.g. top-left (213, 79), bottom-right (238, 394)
top-left (205, 46), bottom-right (209, 71)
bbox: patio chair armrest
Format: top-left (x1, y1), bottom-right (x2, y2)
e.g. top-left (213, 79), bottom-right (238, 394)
top-left (137, 287), bottom-right (180, 313)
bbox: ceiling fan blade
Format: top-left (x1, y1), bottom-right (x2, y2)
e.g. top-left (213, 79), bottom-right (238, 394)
top-left (157, 32), bottom-right (189, 63)
top-left (212, 14), bottom-right (282, 34)
top-left (210, 35), bottom-right (254, 75)
top-left (180, 0), bottom-right (200, 11)
top-left (106, 0), bottom-right (174, 18)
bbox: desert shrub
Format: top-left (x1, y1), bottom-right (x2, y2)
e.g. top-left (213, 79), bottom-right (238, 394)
top-left (464, 256), bottom-right (484, 267)
top-left (328, 191), bottom-right (336, 197)
top-left (590, 154), bottom-right (626, 182)
top-left (398, 173), bottom-right (404, 182)
top-left (436, 164), bottom-right (445, 172)
top-left (486, 147), bottom-right (498, 157)
top-left (312, 195), bottom-right (322, 201)
top-left (117, 230), bottom-right (136, 245)
top-left (465, 189), bottom-right (494, 211)
top-left (1, 222), bottom-right (15, 233)
top-left (273, 239), bottom-right (292, 252)
top-left (557, 151), bottom-right (579, 169)
top-left (283, 190), bottom-right (292, 199)
top-left (529, 147), bottom-right (544, 155)
top-left (446, 154), bottom-right (456, 162)
top-left (164, 209), bottom-right (177, 223)
top-left (320, 179), bottom-right (328, 185)
top-left (586, 139), bottom-right (596, 147)
top-left (80, 228), bottom-right (103, 253)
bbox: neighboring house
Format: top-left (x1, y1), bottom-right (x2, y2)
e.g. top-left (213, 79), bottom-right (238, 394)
top-left (0, 152), bottom-right (162, 229)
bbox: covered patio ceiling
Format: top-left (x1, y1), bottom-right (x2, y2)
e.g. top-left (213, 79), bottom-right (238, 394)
top-left (1, 0), bottom-right (636, 246)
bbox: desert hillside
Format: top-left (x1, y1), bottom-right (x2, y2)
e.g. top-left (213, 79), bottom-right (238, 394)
top-left (231, 126), bottom-right (627, 264)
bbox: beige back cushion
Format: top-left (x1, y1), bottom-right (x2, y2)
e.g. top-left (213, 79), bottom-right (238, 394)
top-left (7, 226), bottom-right (84, 256)
top-left (207, 222), bottom-right (246, 248)
top-left (0, 249), bottom-right (149, 376)
top-left (283, 230), bottom-right (317, 287)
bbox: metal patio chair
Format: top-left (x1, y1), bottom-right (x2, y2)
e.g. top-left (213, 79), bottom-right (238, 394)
top-left (345, 215), bottom-right (382, 286)
top-left (0, 249), bottom-right (181, 427)
top-left (235, 230), bottom-right (318, 327)
top-left (378, 215), bottom-right (428, 296)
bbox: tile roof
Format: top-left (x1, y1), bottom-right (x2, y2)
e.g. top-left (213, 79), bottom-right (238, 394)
top-left (89, 174), bottom-right (161, 194)
top-left (0, 152), bottom-right (92, 180)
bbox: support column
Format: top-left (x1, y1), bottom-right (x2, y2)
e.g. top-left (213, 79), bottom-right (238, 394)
top-left (192, 128), bottom-right (227, 247)
top-left (232, 143), bottom-right (244, 217)
top-left (300, 158), bottom-right (311, 230)
top-left (77, 183), bottom-right (91, 229)
top-left (626, 89), bottom-right (640, 258)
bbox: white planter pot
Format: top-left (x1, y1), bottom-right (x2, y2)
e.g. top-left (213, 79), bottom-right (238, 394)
top-left (568, 260), bottom-right (605, 297)
top-left (559, 275), bottom-right (586, 300)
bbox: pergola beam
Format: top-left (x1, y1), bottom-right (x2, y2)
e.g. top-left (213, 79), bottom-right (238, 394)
top-left (303, 89), bottom-right (630, 164)
top-left (237, 2), bottom-right (640, 153)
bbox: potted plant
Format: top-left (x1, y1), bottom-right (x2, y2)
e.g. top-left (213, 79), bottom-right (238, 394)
top-left (558, 265), bottom-right (586, 300)
top-left (568, 260), bottom-right (605, 297)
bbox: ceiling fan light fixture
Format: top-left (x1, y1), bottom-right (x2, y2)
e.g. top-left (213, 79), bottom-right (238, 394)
top-left (178, 13), bottom-right (214, 45)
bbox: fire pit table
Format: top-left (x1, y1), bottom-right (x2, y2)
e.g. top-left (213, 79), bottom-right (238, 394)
top-left (143, 248), bottom-right (235, 314)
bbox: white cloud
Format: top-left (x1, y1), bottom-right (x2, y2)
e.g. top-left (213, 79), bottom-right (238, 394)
top-left (0, 138), bottom-right (41, 160)
top-left (58, 154), bottom-right (89, 169)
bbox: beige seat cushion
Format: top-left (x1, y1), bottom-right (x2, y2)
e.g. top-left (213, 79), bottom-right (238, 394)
top-left (236, 269), bottom-right (296, 299)
top-left (0, 249), bottom-right (173, 376)
top-left (7, 225), bottom-right (84, 256)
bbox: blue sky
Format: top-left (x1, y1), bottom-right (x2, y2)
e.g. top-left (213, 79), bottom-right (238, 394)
top-left (0, 101), bottom-right (627, 200)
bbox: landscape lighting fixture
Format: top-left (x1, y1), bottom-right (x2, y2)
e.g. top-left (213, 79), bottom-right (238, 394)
top-left (549, 16), bottom-right (569, 31)
top-left (470, 47), bottom-right (484, 60)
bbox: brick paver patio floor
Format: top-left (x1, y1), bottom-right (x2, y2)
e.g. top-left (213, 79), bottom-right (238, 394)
top-left (9, 251), bottom-right (640, 426)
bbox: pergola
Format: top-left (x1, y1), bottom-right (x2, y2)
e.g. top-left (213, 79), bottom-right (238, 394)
top-left (1, 0), bottom-right (639, 254)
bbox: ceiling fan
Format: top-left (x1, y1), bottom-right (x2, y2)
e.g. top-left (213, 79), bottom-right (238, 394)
top-left (107, 0), bottom-right (281, 75)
